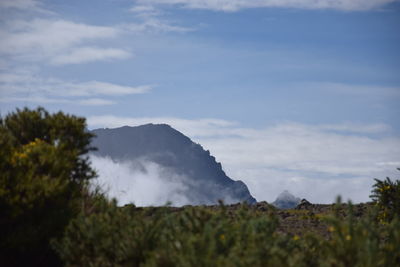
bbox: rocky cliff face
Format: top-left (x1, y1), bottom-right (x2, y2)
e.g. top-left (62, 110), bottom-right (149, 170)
top-left (91, 124), bottom-right (256, 205)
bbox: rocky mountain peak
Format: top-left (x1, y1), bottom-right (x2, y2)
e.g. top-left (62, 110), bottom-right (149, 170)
top-left (272, 190), bottom-right (301, 209)
top-left (91, 124), bottom-right (256, 205)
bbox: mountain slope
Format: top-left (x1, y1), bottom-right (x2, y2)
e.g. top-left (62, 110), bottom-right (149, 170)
top-left (91, 124), bottom-right (256, 205)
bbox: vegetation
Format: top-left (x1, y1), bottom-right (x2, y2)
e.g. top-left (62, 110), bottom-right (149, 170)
top-left (0, 107), bottom-right (96, 266)
top-left (52, 200), bottom-right (400, 267)
top-left (370, 170), bottom-right (400, 223)
top-left (1, 107), bottom-right (399, 266)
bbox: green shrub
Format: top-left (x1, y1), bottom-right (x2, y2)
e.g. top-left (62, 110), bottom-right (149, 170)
top-left (370, 169), bottom-right (400, 223)
top-left (321, 202), bottom-right (400, 267)
top-left (53, 200), bottom-right (400, 267)
top-left (0, 107), bottom-right (96, 266)
top-left (52, 199), bottom-right (169, 267)
top-left (54, 204), bottom-right (293, 267)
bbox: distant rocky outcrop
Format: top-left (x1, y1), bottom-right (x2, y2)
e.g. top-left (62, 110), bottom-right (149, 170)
top-left (91, 124), bottom-right (256, 205)
top-left (295, 199), bottom-right (312, 210)
top-left (272, 190), bottom-right (301, 209)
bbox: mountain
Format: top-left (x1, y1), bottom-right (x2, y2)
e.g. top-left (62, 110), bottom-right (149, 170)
top-left (272, 190), bottom-right (301, 209)
top-left (91, 124), bottom-right (256, 205)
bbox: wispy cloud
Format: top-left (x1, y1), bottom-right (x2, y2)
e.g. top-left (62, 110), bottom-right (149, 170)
top-left (0, 0), bottom-right (193, 68)
top-left (76, 98), bottom-right (116, 106)
top-left (0, 18), bottom-right (130, 65)
top-left (137, 0), bottom-right (397, 11)
top-left (0, 71), bottom-right (151, 106)
top-left (71, 81), bottom-right (151, 96)
top-left (0, 71), bottom-right (151, 96)
top-left (50, 47), bottom-right (132, 65)
top-left (0, 15), bottom-right (190, 66)
top-left (87, 115), bottom-right (400, 203)
top-left (129, 4), bottom-right (162, 18)
top-left (4, 19), bottom-right (119, 52)
top-left (125, 3), bottom-right (193, 33)
top-left (122, 19), bottom-right (193, 33)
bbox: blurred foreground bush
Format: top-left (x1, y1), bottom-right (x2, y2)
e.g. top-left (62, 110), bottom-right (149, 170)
top-left (370, 169), bottom-right (400, 223)
top-left (0, 107), bottom-right (96, 266)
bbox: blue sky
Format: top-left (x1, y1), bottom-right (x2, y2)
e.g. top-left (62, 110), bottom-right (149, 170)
top-left (1, 0), bottom-right (399, 203)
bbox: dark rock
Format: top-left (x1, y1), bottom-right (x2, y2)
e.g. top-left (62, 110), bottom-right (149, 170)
top-left (296, 199), bottom-right (312, 210)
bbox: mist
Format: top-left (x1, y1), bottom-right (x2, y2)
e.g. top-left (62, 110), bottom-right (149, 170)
top-left (90, 155), bottom-right (191, 206)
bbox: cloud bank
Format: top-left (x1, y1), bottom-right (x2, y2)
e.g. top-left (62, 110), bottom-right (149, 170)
top-left (91, 156), bottom-right (191, 206)
top-left (88, 116), bottom-right (400, 203)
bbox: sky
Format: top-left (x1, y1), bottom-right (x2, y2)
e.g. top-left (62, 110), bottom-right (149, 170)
top-left (1, 0), bottom-right (399, 204)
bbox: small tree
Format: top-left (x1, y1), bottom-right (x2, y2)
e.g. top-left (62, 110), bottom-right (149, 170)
top-left (370, 169), bottom-right (400, 223)
top-left (0, 107), bottom-right (96, 266)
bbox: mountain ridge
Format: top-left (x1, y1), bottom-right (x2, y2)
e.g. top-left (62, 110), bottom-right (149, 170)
top-left (91, 124), bottom-right (256, 205)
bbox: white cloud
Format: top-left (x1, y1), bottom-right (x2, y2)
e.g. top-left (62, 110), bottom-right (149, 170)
top-left (129, 4), bottom-right (161, 18)
top-left (50, 47), bottom-right (132, 65)
top-left (0, 19), bottom-right (119, 54)
top-left (0, 71), bottom-right (151, 96)
top-left (91, 156), bottom-right (191, 206)
top-left (127, 2), bottom-right (193, 33)
top-left (122, 19), bottom-right (193, 33)
top-left (0, 18), bottom-right (130, 64)
top-left (90, 156), bottom-right (243, 206)
top-left (138, 0), bottom-right (397, 11)
top-left (77, 98), bottom-right (116, 106)
top-left (376, 161), bottom-right (400, 167)
top-left (0, 2), bottom-right (192, 66)
top-left (72, 81), bottom-right (151, 96)
top-left (0, 71), bottom-right (151, 106)
top-left (243, 170), bottom-right (375, 204)
top-left (88, 115), bottom-right (400, 203)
